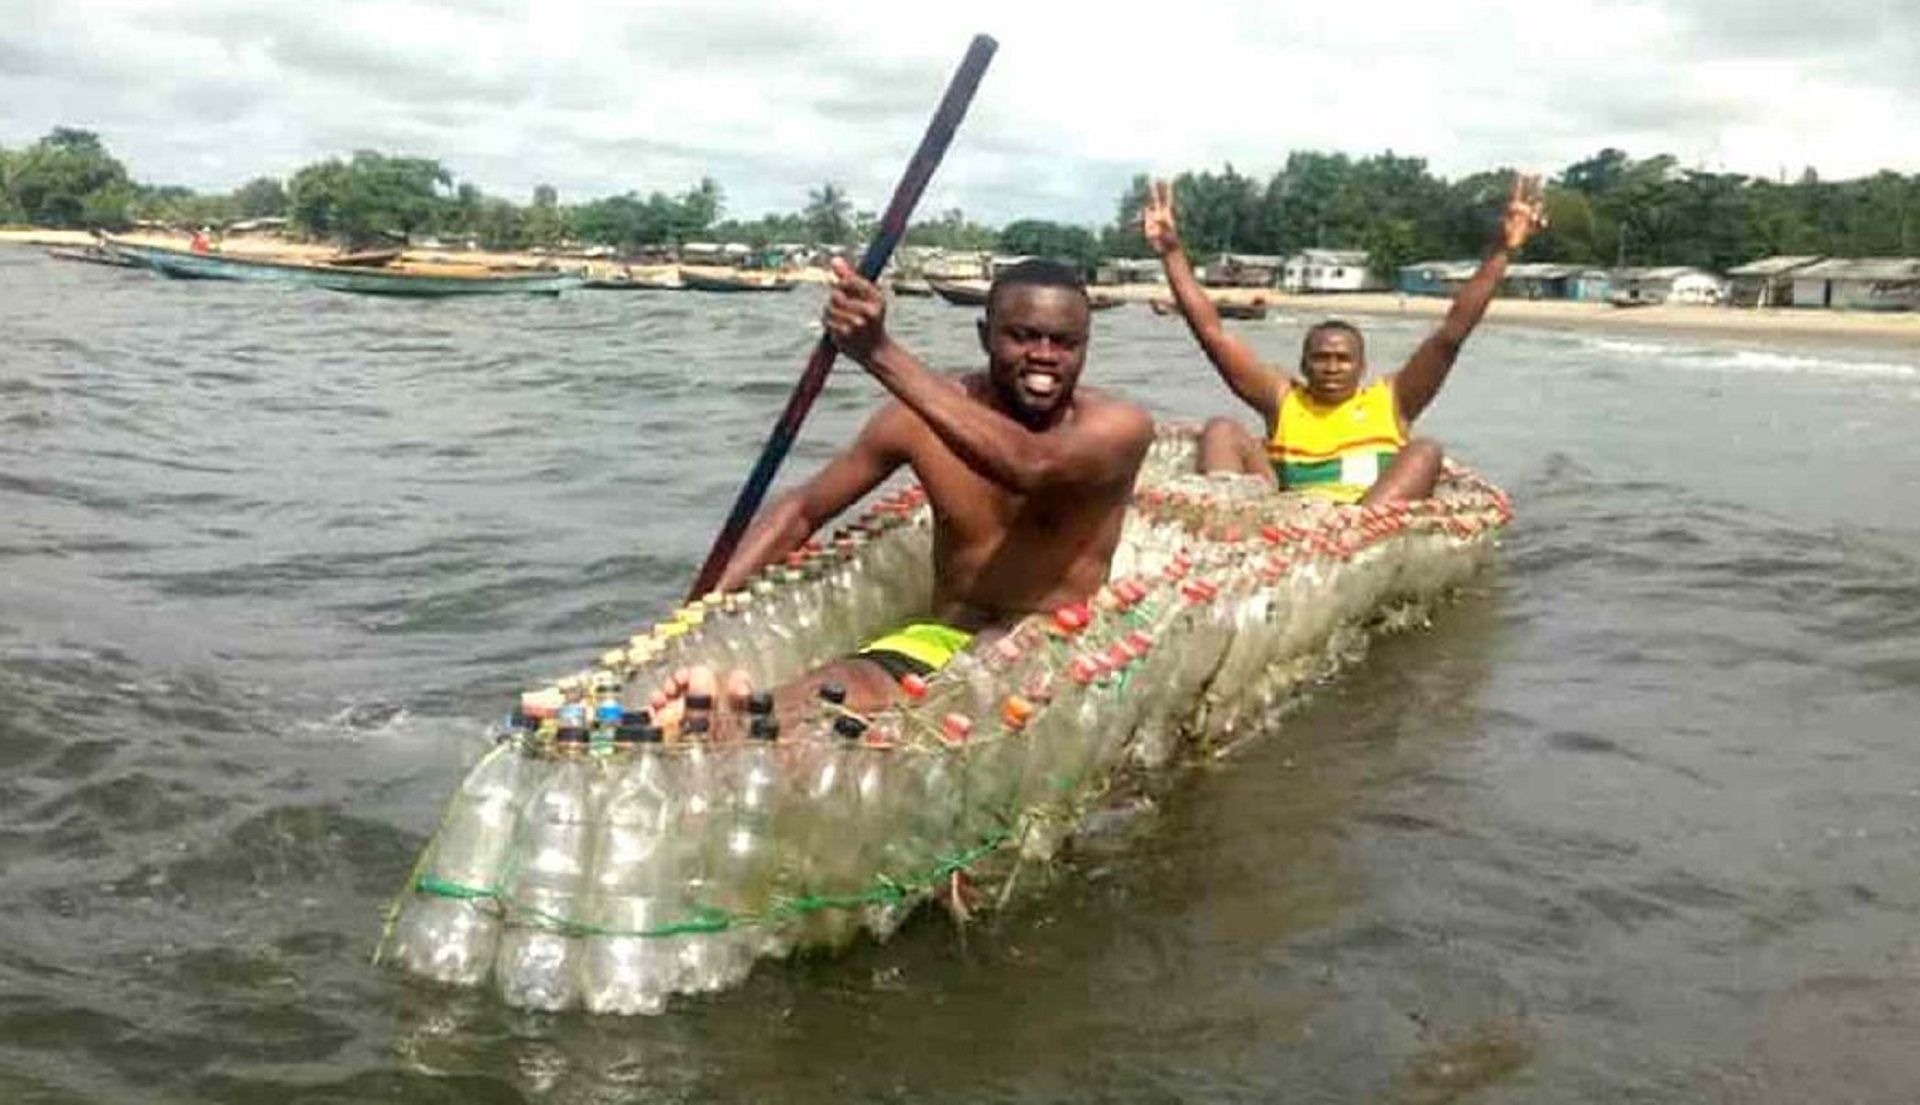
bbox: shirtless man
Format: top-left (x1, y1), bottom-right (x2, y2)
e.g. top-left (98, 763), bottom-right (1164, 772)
top-left (1140, 174), bottom-right (1547, 504)
top-left (657, 256), bottom-right (1154, 732)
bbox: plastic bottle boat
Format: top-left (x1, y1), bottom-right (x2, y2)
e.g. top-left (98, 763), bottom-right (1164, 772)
top-left (376, 425), bottom-right (1513, 1013)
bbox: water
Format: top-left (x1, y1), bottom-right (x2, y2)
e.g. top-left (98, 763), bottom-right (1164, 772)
top-left (4, 247), bottom-right (1919, 1102)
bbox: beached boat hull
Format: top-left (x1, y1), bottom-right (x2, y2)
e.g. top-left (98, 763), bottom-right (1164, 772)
top-left (46, 244), bottom-right (143, 269)
top-left (928, 277), bottom-right (992, 306)
top-left (105, 239), bottom-right (580, 297)
top-left (376, 426), bottom-right (1511, 1013)
top-left (679, 271), bottom-right (793, 293)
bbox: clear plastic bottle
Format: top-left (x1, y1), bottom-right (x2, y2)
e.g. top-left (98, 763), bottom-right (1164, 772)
top-left (386, 740), bottom-right (528, 986)
top-left (579, 724), bottom-right (680, 1015)
top-left (494, 730), bottom-right (596, 1011)
top-left (705, 697), bottom-right (782, 983)
top-left (668, 716), bottom-right (727, 993)
top-left (791, 713), bottom-right (867, 949)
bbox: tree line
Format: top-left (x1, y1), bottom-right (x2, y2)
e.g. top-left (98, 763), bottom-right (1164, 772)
top-left (5, 127), bottom-right (1918, 275)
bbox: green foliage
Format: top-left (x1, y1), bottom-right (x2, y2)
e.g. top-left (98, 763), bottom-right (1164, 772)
top-left (11, 126), bottom-right (1920, 276)
top-left (710, 212), bottom-right (810, 248)
top-left (804, 182), bottom-right (853, 245)
top-left (996, 219), bottom-right (1101, 274)
top-left (3, 127), bottom-right (134, 228)
top-left (905, 207), bottom-right (999, 251)
top-left (287, 151), bottom-right (451, 246)
top-left (0, 146), bottom-right (22, 224)
top-left (570, 178), bottom-right (721, 251)
top-left (233, 177), bottom-right (287, 219)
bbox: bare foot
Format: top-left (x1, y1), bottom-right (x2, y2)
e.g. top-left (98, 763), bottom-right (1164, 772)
top-left (651, 666), bottom-right (715, 740)
top-left (654, 667), bottom-right (761, 740)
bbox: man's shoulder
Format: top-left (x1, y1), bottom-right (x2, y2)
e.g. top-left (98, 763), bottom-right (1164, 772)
top-left (1071, 384), bottom-right (1151, 419)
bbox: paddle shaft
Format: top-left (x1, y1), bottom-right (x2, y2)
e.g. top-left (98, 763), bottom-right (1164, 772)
top-left (686, 34), bottom-right (998, 601)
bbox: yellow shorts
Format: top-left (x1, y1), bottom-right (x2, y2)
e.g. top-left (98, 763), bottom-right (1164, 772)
top-left (858, 621), bottom-right (975, 679)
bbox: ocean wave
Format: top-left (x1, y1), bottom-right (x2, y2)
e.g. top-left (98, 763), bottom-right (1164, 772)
top-left (1581, 336), bottom-right (1918, 380)
top-left (1583, 337), bottom-right (1675, 357)
top-left (1697, 349), bottom-right (1919, 380)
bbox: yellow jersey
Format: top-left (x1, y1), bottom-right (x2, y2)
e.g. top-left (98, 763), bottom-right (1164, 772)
top-left (1268, 379), bottom-right (1406, 503)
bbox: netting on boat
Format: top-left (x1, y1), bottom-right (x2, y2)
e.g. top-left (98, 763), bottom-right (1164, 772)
top-left (376, 425), bottom-right (1512, 1014)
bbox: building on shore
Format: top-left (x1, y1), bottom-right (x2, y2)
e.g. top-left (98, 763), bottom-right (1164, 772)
top-left (1097, 257), bottom-right (1167, 286)
top-left (1503, 263), bottom-right (1612, 302)
top-left (1787, 258), bottom-right (1920, 311)
top-left (1724, 256), bottom-right (1823, 307)
top-left (1200, 253), bottom-right (1285, 288)
top-left (1397, 259), bottom-right (1478, 297)
top-left (1281, 249), bottom-right (1384, 293)
top-left (1609, 266), bottom-right (1726, 306)
top-left (918, 250), bottom-right (993, 281)
top-left (678, 241), bottom-right (753, 267)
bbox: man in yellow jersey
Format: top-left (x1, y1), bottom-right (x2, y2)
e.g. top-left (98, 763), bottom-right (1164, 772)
top-left (1140, 174), bottom-right (1547, 504)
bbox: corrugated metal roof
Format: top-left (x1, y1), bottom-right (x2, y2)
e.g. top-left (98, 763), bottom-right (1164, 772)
top-left (1400, 259), bottom-right (1479, 278)
top-left (1726, 255), bottom-right (1823, 277)
top-left (1506, 263), bottom-right (1600, 279)
top-left (1791, 257), bottom-right (1920, 281)
top-left (1292, 249), bottom-right (1369, 265)
top-left (1612, 266), bottom-right (1717, 281)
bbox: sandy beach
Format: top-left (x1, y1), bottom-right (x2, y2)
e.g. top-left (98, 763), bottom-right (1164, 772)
top-left (6, 227), bottom-right (1915, 347)
top-left (1099, 284), bottom-right (1920, 349)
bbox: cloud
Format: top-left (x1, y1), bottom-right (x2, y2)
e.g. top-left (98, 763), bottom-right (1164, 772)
top-left (4, 0), bottom-right (1919, 222)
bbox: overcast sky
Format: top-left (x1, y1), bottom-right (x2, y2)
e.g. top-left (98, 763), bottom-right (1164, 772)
top-left (4, 0), bottom-right (1917, 225)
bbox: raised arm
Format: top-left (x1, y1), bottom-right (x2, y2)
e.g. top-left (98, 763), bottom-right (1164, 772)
top-left (1141, 180), bottom-right (1283, 419)
top-left (822, 260), bottom-right (1153, 495)
top-left (712, 405), bottom-right (907, 592)
top-left (1393, 173), bottom-right (1547, 422)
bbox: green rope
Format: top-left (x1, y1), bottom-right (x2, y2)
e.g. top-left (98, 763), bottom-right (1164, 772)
top-left (409, 828), bottom-right (1012, 939)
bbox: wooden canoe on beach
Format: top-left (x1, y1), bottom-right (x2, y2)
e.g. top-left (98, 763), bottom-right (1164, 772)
top-left (102, 238), bottom-right (580, 297)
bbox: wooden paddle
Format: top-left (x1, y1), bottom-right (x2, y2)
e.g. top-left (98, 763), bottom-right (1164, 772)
top-left (686, 33), bottom-right (998, 601)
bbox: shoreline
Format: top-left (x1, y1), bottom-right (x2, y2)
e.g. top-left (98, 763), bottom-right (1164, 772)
top-left (1097, 285), bottom-right (1920, 349)
top-left (7, 228), bottom-right (1915, 347)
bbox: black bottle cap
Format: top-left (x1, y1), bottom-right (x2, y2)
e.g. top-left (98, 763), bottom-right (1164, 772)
top-left (750, 716), bottom-right (780, 741)
top-left (556, 726), bottom-right (589, 745)
top-left (747, 690), bottom-right (775, 715)
top-left (637, 724), bottom-right (664, 744)
top-left (683, 717), bottom-right (711, 737)
top-left (613, 718), bottom-right (646, 744)
top-left (818, 682), bottom-right (848, 705)
top-left (684, 693), bottom-right (714, 711)
top-left (832, 715), bottom-right (866, 740)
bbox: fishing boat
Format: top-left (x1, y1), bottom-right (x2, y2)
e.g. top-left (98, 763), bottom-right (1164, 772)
top-left (103, 238), bottom-right (580, 297)
top-left (1087, 292), bottom-right (1127, 311)
top-left (377, 424), bottom-right (1511, 1015)
top-left (679, 269), bottom-right (793, 293)
top-left (45, 243), bottom-right (143, 269)
top-left (581, 268), bottom-right (684, 291)
top-left (928, 277), bottom-right (992, 306)
top-left (889, 276), bottom-right (934, 297)
top-left (1149, 296), bottom-right (1268, 320)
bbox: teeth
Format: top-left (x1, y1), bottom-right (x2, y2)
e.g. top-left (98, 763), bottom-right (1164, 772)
top-left (1021, 372), bottom-right (1059, 396)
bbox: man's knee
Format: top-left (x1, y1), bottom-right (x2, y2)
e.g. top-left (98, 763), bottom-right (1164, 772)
top-left (1404, 436), bottom-right (1444, 466)
top-left (1199, 416), bottom-right (1252, 444)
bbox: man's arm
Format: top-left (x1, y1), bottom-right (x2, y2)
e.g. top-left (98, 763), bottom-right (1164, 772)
top-left (823, 261), bottom-right (1154, 496)
top-left (711, 405), bottom-right (907, 592)
top-left (1142, 181), bottom-right (1283, 419)
top-left (1393, 173), bottom-right (1547, 422)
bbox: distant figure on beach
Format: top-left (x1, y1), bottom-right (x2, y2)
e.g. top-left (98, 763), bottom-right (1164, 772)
top-left (1141, 175), bottom-right (1547, 504)
top-left (189, 227), bottom-right (212, 254)
top-left (650, 256), bottom-right (1154, 734)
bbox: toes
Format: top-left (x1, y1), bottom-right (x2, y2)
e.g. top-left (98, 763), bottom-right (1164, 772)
top-left (723, 670), bottom-right (756, 711)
